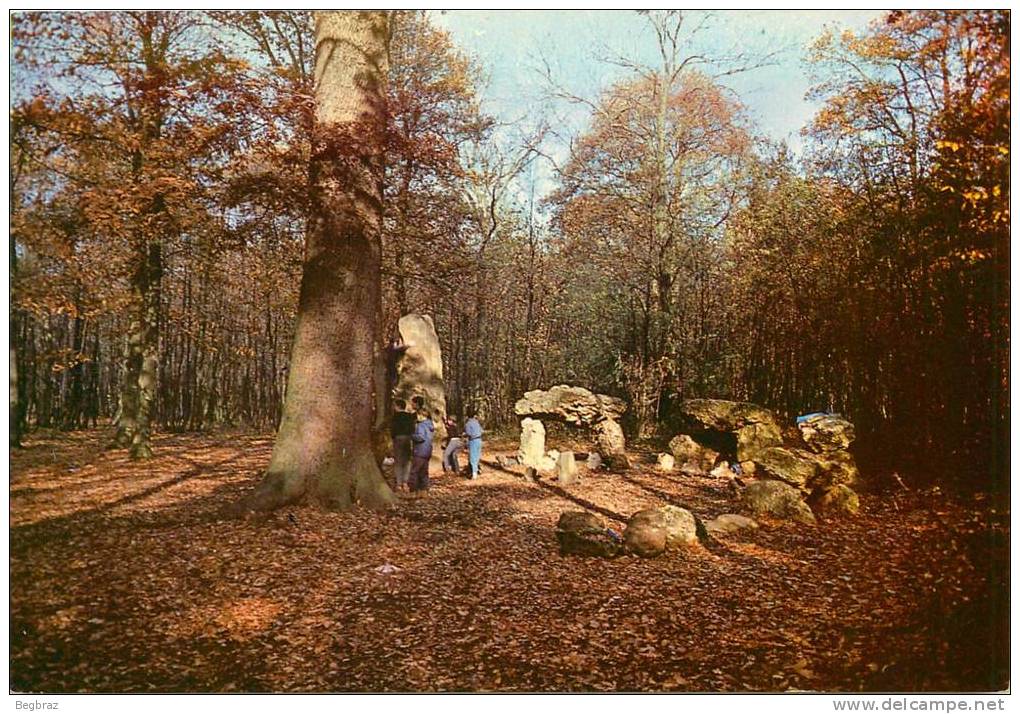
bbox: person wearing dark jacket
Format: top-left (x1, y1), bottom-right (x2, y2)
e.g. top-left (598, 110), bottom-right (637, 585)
top-left (390, 399), bottom-right (415, 492)
top-left (409, 400), bottom-right (435, 494)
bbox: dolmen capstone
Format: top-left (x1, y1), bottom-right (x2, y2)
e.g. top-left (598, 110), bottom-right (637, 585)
top-left (515, 385), bottom-right (630, 470)
top-left (514, 385), bottom-right (626, 426)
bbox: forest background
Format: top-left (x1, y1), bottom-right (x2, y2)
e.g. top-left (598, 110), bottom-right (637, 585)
top-left (9, 10), bottom-right (1010, 490)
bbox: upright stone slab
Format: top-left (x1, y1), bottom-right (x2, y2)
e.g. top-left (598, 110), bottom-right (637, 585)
top-left (517, 417), bottom-right (546, 468)
top-left (394, 313), bottom-right (447, 439)
top-left (557, 451), bottom-right (579, 485)
top-left (595, 418), bottom-right (630, 470)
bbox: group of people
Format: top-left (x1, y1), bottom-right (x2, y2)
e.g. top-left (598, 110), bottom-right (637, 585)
top-left (390, 396), bottom-right (483, 495)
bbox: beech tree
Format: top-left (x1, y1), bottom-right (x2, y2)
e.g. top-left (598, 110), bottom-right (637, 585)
top-left (246, 11), bottom-right (395, 511)
top-left (11, 11), bottom-right (257, 458)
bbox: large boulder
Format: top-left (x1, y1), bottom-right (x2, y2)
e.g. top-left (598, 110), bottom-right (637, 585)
top-left (517, 418), bottom-right (547, 469)
top-left (810, 450), bottom-right (861, 490)
top-left (595, 419), bottom-right (630, 470)
top-left (798, 414), bottom-right (855, 454)
top-left (514, 385), bottom-right (627, 427)
top-left (679, 399), bottom-right (782, 434)
top-left (394, 314), bottom-right (447, 439)
top-left (556, 511), bottom-right (622, 558)
top-left (741, 479), bottom-right (816, 524)
top-left (753, 446), bottom-right (820, 490)
top-left (811, 484), bottom-right (861, 518)
top-left (624, 505), bottom-right (700, 557)
top-left (753, 445), bottom-right (860, 493)
top-left (736, 421), bottom-right (783, 462)
top-left (669, 434), bottom-right (719, 472)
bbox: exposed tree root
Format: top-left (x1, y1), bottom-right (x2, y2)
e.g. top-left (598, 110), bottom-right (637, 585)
top-left (242, 451), bottom-right (394, 513)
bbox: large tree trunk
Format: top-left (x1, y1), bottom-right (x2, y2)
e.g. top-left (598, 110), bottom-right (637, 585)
top-left (10, 233), bottom-right (22, 448)
top-left (246, 10), bottom-right (394, 511)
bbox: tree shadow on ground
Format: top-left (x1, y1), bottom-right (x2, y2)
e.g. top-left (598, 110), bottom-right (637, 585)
top-left (10, 433), bottom-right (1009, 693)
top-left (479, 457), bottom-right (628, 523)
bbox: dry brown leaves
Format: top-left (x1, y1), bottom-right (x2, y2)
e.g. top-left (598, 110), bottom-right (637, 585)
top-left (9, 430), bottom-right (1009, 692)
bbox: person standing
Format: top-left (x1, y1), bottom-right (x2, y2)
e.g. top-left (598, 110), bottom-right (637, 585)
top-left (442, 416), bottom-right (465, 475)
top-left (390, 398), bottom-right (415, 492)
top-left (463, 408), bottom-right (483, 479)
top-left (410, 398), bottom-right (435, 494)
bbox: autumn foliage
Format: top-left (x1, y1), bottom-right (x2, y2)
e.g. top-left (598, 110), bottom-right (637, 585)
top-left (10, 10), bottom-right (1009, 488)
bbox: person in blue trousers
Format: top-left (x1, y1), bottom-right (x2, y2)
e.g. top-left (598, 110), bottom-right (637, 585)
top-left (409, 397), bottom-right (435, 495)
top-left (463, 408), bottom-right (483, 479)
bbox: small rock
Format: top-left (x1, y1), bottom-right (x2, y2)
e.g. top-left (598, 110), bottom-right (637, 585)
top-left (680, 464), bottom-right (705, 478)
top-left (495, 454), bottom-right (517, 469)
top-left (705, 513), bottom-right (759, 536)
top-left (586, 452), bottom-right (603, 470)
top-left (656, 453), bottom-right (676, 471)
top-left (658, 505), bottom-right (700, 549)
top-left (709, 461), bottom-right (735, 479)
top-left (556, 511), bottom-right (622, 558)
top-left (605, 452), bottom-right (632, 471)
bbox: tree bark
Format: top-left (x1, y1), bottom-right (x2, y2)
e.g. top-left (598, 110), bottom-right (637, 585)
top-left (246, 10), bottom-right (394, 511)
top-left (111, 242), bottom-right (162, 458)
top-left (10, 232), bottom-right (22, 448)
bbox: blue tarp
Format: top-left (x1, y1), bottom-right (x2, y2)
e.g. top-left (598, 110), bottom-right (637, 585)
top-left (796, 412), bottom-right (829, 424)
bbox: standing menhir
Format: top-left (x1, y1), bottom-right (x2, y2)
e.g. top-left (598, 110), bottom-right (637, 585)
top-left (391, 313), bottom-right (448, 441)
top-left (244, 11), bottom-right (394, 511)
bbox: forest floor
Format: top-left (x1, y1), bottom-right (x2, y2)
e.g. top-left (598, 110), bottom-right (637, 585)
top-left (9, 430), bottom-right (1010, 693)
